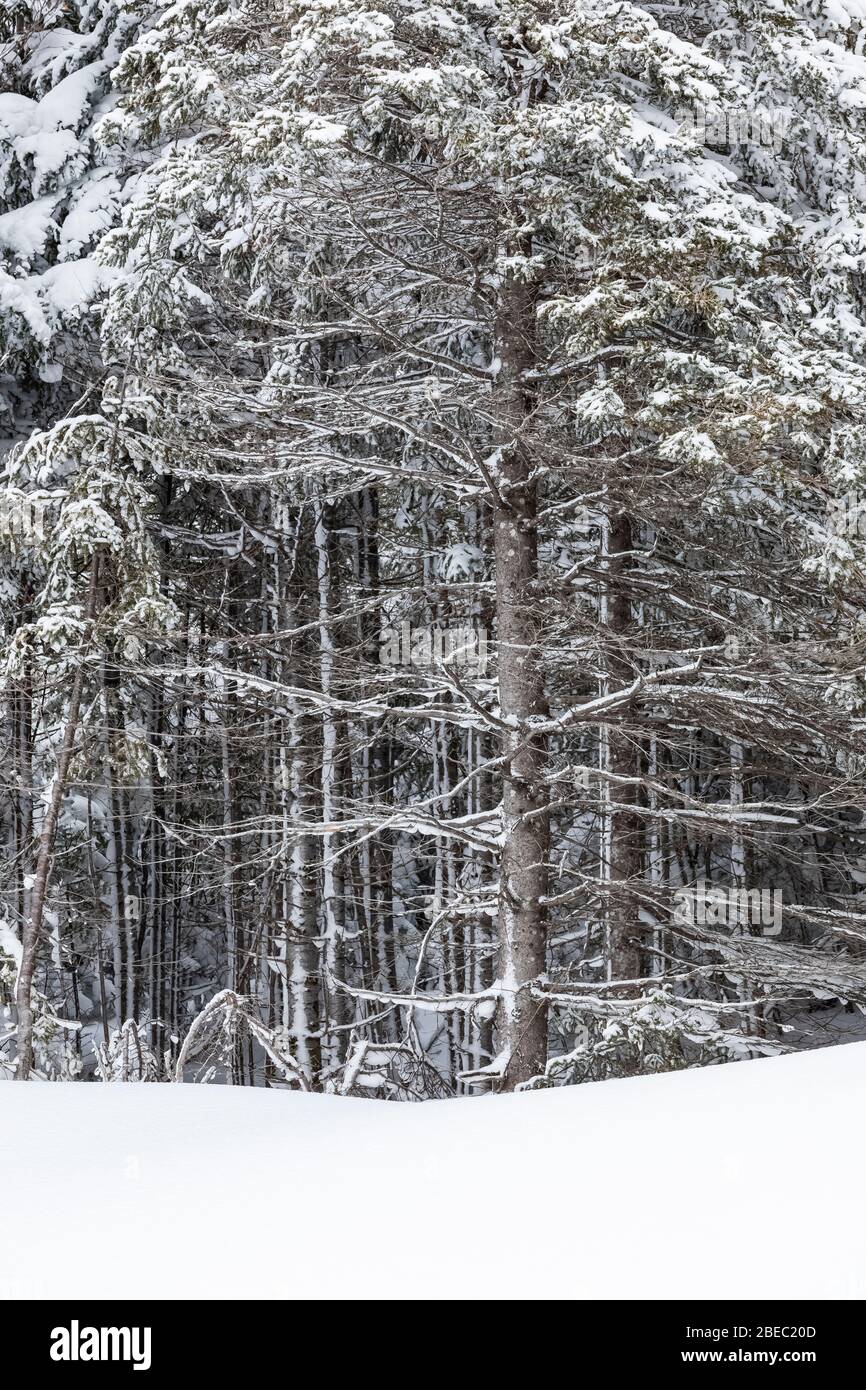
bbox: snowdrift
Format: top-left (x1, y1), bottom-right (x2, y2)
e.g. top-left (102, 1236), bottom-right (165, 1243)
top-left (4, 1043), bottom-right (865, 1300)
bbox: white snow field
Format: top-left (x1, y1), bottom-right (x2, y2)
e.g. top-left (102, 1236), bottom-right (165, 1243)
top-left (4, 1042), bottom-right (865, 1301)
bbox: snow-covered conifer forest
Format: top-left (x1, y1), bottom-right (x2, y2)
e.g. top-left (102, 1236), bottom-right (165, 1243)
top-left (1, 0), bottom-right (866, 1096)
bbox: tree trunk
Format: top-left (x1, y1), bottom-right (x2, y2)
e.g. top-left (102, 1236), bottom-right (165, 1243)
top-left (286, 499), bottom-right (322, 1083)
top-left (602, 510), bottom-right (642, 982)
top-left (492, 257), bottom-right (549, 1091)
top-left (16, 561), bottom-right (98, 1079)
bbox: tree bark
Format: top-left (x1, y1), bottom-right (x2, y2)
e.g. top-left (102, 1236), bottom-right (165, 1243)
top-left (16, 560), bottom-right (98, 1079)
top-left (493, 257), bottom-right (550, 1091)
top-left (602, 510), bottom-right (642, 981)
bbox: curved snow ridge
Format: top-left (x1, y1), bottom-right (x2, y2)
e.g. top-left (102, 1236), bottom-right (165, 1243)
top-left (3, 1042), bottom-right (865, 1300)
top-left (0, 63), bottom-right (108, 140)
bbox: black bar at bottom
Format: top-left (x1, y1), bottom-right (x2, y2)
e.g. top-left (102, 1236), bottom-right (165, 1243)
top-left (8, 1298), bottom-right (859, 1376)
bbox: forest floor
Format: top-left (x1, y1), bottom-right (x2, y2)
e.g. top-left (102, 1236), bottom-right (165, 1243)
top-left (4, 1041), bottom-right (864, 1300)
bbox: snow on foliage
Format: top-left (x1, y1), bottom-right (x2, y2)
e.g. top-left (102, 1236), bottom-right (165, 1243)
top-left (1, 0), bottom-right (866, 1093)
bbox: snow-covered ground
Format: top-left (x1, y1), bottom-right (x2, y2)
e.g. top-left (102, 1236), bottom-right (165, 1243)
top-left (4, 1043), bottom-right (865, 1300)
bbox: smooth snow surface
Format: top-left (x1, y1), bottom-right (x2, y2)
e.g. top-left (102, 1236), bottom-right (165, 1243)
top-left (4, 1043), bottom-right (865, 1300)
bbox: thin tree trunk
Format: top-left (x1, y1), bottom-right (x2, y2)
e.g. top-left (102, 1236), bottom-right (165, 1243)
top-left (286, 500), bottom-right (323, 1083)
top-left (602, 510), bottom-right (642, 981)
top-left (16, 560), bottom-right (98, 1079)
top-left (100, 666), bottom-right (127, 1027)
top-left (315, 497), bottom-right (349, 1062)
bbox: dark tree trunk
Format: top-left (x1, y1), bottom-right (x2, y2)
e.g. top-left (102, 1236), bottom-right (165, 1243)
top-left (493, 255), bottom-right (550, 1091)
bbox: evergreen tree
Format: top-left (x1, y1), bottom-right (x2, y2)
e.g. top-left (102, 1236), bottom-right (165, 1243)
top-left (3, 0), bottom-right (866, 1091)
